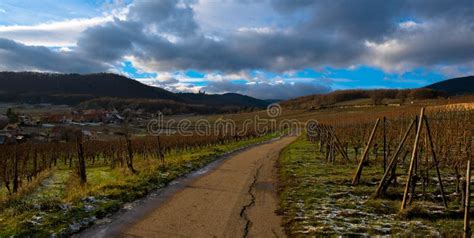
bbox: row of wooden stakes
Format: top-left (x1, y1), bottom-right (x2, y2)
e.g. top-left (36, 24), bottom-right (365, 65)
top-left (306, 108), bottom-right (473, 236)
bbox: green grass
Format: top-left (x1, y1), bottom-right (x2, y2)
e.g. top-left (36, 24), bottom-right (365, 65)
top-left (278, 136), bottom-right (467, 237)
top-left (0, 132), bottom-right (281, 237)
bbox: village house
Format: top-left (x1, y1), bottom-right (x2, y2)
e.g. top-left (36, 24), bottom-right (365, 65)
top-left (0, 133), bottom-right (12, 145)
top-left (0, 123), bottom-right (23, 144)
top-left (2, 123), bottom-right (22, 136)
top-left (82, 130), bottom-right (98, 140)
top-left (0, 115), bottom-right (8, 129)
top-left (18, 114), bottom-right (40, 127)
top-left (82, 109), bottom-right (107, 123)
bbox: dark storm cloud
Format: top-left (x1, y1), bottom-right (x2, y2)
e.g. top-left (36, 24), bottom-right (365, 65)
top-left (127, 30), bottom-right (365, 72)
top-left (77, 20), bottom-right (141, 62)
top-left (378, 20), bottom-right (474, 67)
top-left (306, 1), bottom-right (404, 40)
top-left (81, 0), bottom-right (472, 72)
top-left (407, 0), bottom-right (474, 21)
top-left (1, 0), bottom-right (474, 75)
top-left (145, 78), bottom-right (179, 88)
top-left (0, 38), bottom-right (108, 73)
top-left (128, 0), bottom-right (198, 37)
top-left (270, 0), bottom-right (315, 13)
top-left (271, 0), bottom-right (474, 67)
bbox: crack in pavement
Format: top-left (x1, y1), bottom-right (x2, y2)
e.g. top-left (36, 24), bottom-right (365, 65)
top-left (240, 163), bottom-right (263, 238)
top-left (272, 229), bottom-right (280, 238)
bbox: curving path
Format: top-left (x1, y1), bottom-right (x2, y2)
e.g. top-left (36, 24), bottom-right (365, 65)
top-left (78, 136), bottom-right (296, 238)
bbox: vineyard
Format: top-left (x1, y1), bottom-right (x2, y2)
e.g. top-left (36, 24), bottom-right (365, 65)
top-left (0, 125), bottom-right (278, 236)
top-left (279, 106), bottom-right (473, 236)
top-left (0, 101), bottom-right (472, 236)
top-left (0, 129), bottom-right (265, 192)
top-left (309, 106), bottom-right (472, 198)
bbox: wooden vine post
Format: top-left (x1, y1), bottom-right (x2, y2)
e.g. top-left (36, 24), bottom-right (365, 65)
top-left (156, 135), bottom-right (165, 164)
top-left (401, 108), bottom-right (424, 210)
top-left (308, 123), bottom-right (350, 163)
top-left (327, 127), bottom-right (350, 162)
top-left (12, 144), bottom-right (19, 193)
top-left (332, 131), bottom-right (351, 162)
top-left (76, 132), bottom-right (87, 185)
top-left (125, 133), bottom-right (138, 174)
top-left (464, 158), bottom-right (471, 238)
top-left (383, 117), bottom-right (387, 172)
top-left (352, 118), bottom-right (380, 186)
top-left (375, 118), bottom-right (416, 198)
top-left (423, 115), bottom-right (448, 208)
top-left (399, 109), bottom-right (448, 210)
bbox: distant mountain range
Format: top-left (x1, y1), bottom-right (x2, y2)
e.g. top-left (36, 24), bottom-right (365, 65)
top-left (0, 72), bottom-right (269, 113)
top-left (424, 75), bottom-right (474, 95)
top-left (280, 75), bottom-right (474, 109)
top-left (1, 72), bottom-right (471, 113)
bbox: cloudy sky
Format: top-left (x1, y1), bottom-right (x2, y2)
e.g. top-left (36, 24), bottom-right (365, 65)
top-left (0, 0), bottom-right (473, 99)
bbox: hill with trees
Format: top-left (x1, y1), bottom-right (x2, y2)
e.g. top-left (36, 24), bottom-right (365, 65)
top-left (280, 75), bottom-right (473, 110)
top-left (280, 88), bottom-right (446, 109)
top-left (424, 75), bottom-right (474, 95)
top-left (0, 72), bottom-right (269, 113)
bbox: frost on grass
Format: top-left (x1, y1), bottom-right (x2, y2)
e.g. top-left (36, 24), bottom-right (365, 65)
top-left (279, 139), bottom-right (446, 237)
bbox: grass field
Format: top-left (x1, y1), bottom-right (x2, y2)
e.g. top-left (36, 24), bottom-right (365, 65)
top-left (278, 136), bottom-right (468, 236)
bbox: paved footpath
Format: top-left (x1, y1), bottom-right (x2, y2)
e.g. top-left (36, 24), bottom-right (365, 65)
top-left (78, 136), bottom-right (296, 238)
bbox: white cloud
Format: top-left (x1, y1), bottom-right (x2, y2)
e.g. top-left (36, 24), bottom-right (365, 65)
top-left (237, 27), bottom-right (274, 34)
top-left (203, 71), bottom-right (250, 81)
top-left (399, 20), bottom-right (420, 30)
top-left (134, 75), bottom-right (203, 94)
top-left (364, 39), bottom-right (411, 72)
top-left (0, 16), bottom-right (113, 47)
top-left (0, 8), bottom-right (6, 14)
top-left (124, 55), bottom-right (253, 84)
top-left (0, 4), bottom-right (129, 47)
top-left (58, 47), bottom-right (72, 52)
top-left (437, 63), bottom-right (474, 78)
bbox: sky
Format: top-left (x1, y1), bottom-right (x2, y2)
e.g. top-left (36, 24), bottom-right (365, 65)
top-left (0, 0), bottom-right (473, 99)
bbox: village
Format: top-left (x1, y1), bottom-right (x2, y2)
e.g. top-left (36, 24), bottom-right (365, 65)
top-left (0, 104), bottom-right (154, 145)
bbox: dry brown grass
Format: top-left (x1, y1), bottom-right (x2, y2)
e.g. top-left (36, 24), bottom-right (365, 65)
top-left (427, 102), bottom-right (474, 111)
